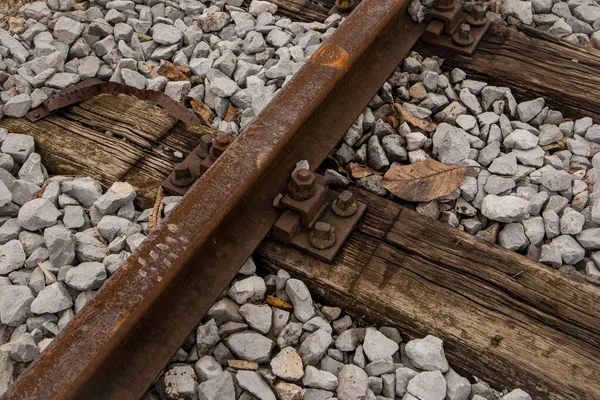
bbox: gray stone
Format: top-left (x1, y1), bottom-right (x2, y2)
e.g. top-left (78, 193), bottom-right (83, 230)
top-left (239, 304), bottom-right (272, 334)
top-left (271, 346), bottom-right (304, 381)
top-left (458, 88), bottom-right (482, 115)
top-left (481, 195), bottom-right (530, 223)
top-left (0, 333), bottom-right (39, 363)
top-left (406, 371), bottom-right (446, 400)
top-left (195, 356), bottom-right (223, 382)
top-left (207, 297), bottom-right (243, 325)
top-left (299, 329), bottom-right (332, 366)
top-left (0, 349), bottom-right (14, 395)
top-left (2, 134), bottom-right (34, 163)
top-left (53, 16), bottom-right (84, 44)
top-left (165, 81), bottom-right (192, 101)
top-left (285, 278), bottom-right (315, 322)
top-left (445, 368), bottom-right (471, 400)
top-left (163, 365), bottom-right (198, 400)
top-left (61, 177), bottom-right (103, 207)
top-left (512, 147), bottom-right (545, 167)
top-left (75, 231), bottom-right (109, 262)
top-left (335, 328), bottom-right (366, 351)
top-left (517, 98), bottom-right (544, 123)
top-left (488, 153), bottom-right (518, 175)
top-left (538, 124), bottom-right (563, 146)
top-left (405, 335), bottom-right (449, 373)
top-left (502, 389), bottom-right (532, 400)
top-left (93, 182), bottom-right (136, 214)
top-left (477, 141), bottom-right (501, 167)
top-left (551, 235), bottom-right (585, 265)
top-left (573, 5), bottom-right (600, 24)
top-left (539, 244), bottom-right (562, 268)
top-left (0, 285), bottom-right (34, 326)
top-left (229, 276), bottom-right (267, 305)
top-left (152, 23), bottom-right (183, 45)
top-left (30, 282), bottom-right (72, 314)
top-left (504, 129), bottom-right (539, 150)
top-left (498, 223), bottom-right (529, 251)
top-left (197, 371), bottom-right (235, 400)
top-left (530, 165), bottom-right (571, 191)
top-left (44, 225), bottom-right (76, 267)
top-left (4, 94), bottom-right (31, 118)
top-left (560, 209), bottom-right (585, 235)
top-left (395, 367), bottom-right (418, 397)
top-left (363, 327), bottom-right (399, 362)
top-left (438, 128), bottom-right (470, 164)
top-left (484, 175), bottom-right (516, 195)
top-left (303, 365), bottom-right (338, 390)
top-left (576, 228), bottom-right (600, 250)
top-left (0, 240), bottom-right (26, 275)
top-left (543, 210), bottom-right (561, 239)
top-left (367, 136), bottom-right (389, 170)
top-left (0, 219), bottom-right (20, 245)
top-left (236, 370), bottom-right (276, 400)
top-left (337, 365), bottom-right (369, 400)
top-left (197, 319), bottom-right (220, 357)
top-left (225, 331), bottom-right (274, 363)
top-left (65, 261), bottom-right (107, 291)
top-left (278, 322), bottom-right (303, 349)
top-left (522, 217), bottom-right (545, 246)
top-left (364, 357), bottom-right (394, 377)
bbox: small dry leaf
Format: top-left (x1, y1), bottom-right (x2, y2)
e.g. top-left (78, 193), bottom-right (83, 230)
top-left (347, 162), bottom-right (383, 179)
top-left (266, 295), bottom-right (293, 309)
top-left (189, 98), bottom-right (214, 126)
top-left (393, 103), bottom-right (438, 132)
top-left (382, 159), bottom-right (466, 202)
top-left (158, 61), bottom-right (188, 81)
top-left (224, 104), bottom-right (240, 122)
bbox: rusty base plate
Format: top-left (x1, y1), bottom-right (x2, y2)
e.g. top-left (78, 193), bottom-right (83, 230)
top-left (284, 190), bottom-right (366, 262)
top-left (421, 14), bottom-right (492, 56)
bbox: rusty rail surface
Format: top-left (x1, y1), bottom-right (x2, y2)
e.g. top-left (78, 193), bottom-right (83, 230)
top-left (1, 0), bottom-right (424, 399)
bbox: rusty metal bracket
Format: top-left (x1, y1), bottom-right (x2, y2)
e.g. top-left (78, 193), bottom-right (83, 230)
top-left (421, 1), bottom-right (491, 56)
top-left (273, 169), bottom-right (366, 262)
top-left (25, 78), bottom-right (201, 126)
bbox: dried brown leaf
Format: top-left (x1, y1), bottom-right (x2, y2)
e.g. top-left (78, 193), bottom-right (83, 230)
top-left (266, 295), bottom-right (293, 309)
top-left (393, 103), bottom-right (438, 132)
top-left (382, 159), bottom-right (466, 202)
top-left (189, 98), bottom-right (214, 126)
top-left (158, 61), bottom-right (188, 81)
top-left (224, 104), bottom-right (240, 122)
top-left (347, 162), bottom-right (383, 179)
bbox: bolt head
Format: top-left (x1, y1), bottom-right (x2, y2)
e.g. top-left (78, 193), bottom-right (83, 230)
top-left (332, 190), bottom-right (358, 217)
top-left (171, 163), bottom-right (196, 187)
top-left (289, 169), bottom-right (316, 200)
top-left (210, 135), bottom-right (233, 158)
top-left (309, 222), bottom-right (336, 250)
top-left (434, 0), bottom-right (455, 11)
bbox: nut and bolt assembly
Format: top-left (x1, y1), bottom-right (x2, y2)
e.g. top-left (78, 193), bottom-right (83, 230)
top-left (309, 222), bottom-right (336, 250)
top-left (453, 23), bottom-right (474, 47)
top-left (467, 4), bottom-right (487, 26)
top-left (209, 135), bottom-right (234, 159)
top-left (171, 163), bottom-right (196, 187)
top-left (332, 190), bottom-right (358, 217)
top-left (288, 169), bottom-right (317, 200)
top-left (195, 134), bottom-right (214, 158)
top-left (434, 0), bottom-right (455, 11)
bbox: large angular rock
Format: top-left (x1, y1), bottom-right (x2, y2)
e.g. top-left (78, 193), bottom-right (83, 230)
top-left (53, 17), bottom-right (85, 44)
top-left (4, 94), bottom-right (31, 118)
top-left (303, 365), bottom-right (338, 391)
top-left (236, 370), bottom-right (276, 400)
top-left (197, 371), bottom-right (235, 400)
top-left (285, 278), bottom-right (315, 322)
top-left (0, 333), bottom-right (39, 362)
top-left (228, 276), bottom-right (266, 305)
top-left (362, 327), bottom-right (399, 362)
top-left (529, 165), bottom-right (571, 191)
top-left (337, 364), bottom-right (369, 400)
top-left (93, 182), bottom-right (136, 214)
top-left (18, 199), bottom-right (61, 231)
top-left (64, 261), bottom-right (107, 291)
top-left (406, 371), bottom-right (447, 400)
top-left (405, 335), bottom-right (449, 373)
top-left (44, 225), bottom-right (76, 267)
top-left (0, 285), bottom-right (34, 326)
top-left (0, 349), bottom-right (14, 396)
top-left (239, 303), bottom-right (272, 334)
top-left (298, 329), bottom-right (332, 365)
top-left (61, 177), bottom-right (103, 207)
top-left (151, 23), bottom-right (183, 45)
top-left (30, 282), bottom-right (73, 314)
top-left (481, 195), bottom-right (530, 223)
top-left (1, 133), bottom-right (34, 163)
top-left (270, 346), bottom-right (304, 381)
top-left (225, 331), bottom-right (274, 363)
top-left (163, 364), bottom-right (198, 400)
top-left (0, 240), bottom-right (26, 275)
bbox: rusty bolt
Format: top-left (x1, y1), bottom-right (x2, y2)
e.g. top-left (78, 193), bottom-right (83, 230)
top-left (332, 190), bottom-right (358, 218)
top-left (288, 169), bottom-right (316, 200)
top-left (171, 163), bottom-right (196, 187)
top-left (195, 134), bottom-right (213, 158)
top-left (453, 24), bottom-right (474, 47)
top-left (467, 4), bottom-right (487, 27)
top-left (434, 0), bottom-right (455, 11)
top-left (209, 135), bottom-right (234, 159)
top-left (309, 222), bottom-right (336, 250)
top-left (335, 0), bottom-right (356, 11)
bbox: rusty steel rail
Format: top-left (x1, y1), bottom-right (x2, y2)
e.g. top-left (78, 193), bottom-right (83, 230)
top-left (1, 0), bottom-right (424, 399)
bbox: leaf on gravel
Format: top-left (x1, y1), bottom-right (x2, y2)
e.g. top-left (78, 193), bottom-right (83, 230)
top-left (158, 61), bottom-right (189, 81)
top-left (266, 295), bottom-right (293, 309)
top-left (382, 159), bottom-right (466, 202)
top-left (393, 103), bottom-right (437, 132)
top-left (188, 98), bottom-right (214, 126)
top-left (347, 162), bottom-right (383, 179)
